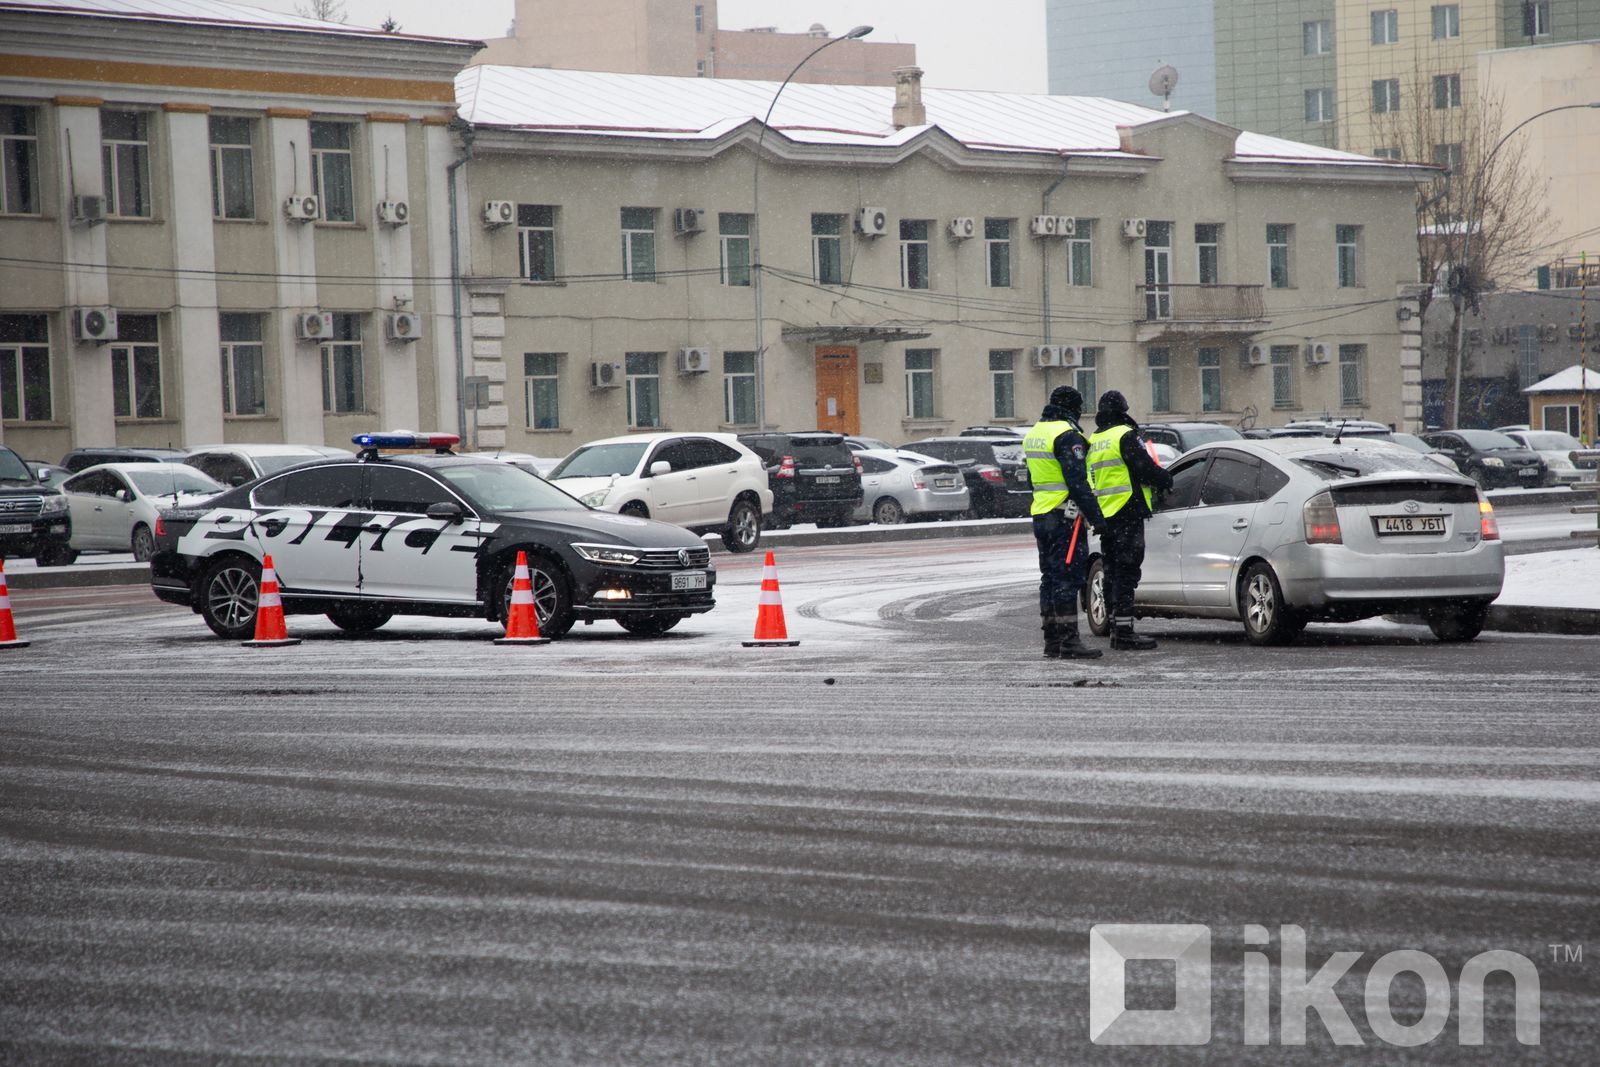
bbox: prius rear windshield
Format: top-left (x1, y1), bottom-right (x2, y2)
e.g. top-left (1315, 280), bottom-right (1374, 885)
top-left (1293, 449), bottom-right (1445, 479)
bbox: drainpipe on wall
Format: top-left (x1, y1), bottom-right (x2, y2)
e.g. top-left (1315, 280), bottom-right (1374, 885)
top-left (1041, 153), bottom-right (1069, 349)
top-left (446, 124), bottom-right (475, 441)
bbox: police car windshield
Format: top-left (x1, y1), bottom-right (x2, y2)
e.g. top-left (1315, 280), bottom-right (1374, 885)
top-left (433, 462), bottom-right (586, 512)
top-left (548, 442), bottom-right (648, 479)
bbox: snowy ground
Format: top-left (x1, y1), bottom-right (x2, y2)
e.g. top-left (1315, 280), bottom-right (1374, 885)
top-left (1500, 548), bottom-right (1600, 609)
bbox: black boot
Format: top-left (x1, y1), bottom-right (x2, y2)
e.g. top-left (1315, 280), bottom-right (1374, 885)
top-left (1110, 616), bottom-right (1157, 651)
top-left (1041, 615), bottom-right (1062, 658)
top-left (1053, 614), bottom-right (1103, 659)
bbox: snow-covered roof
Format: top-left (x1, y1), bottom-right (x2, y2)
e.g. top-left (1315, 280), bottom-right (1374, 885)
top-left (457, 65), bottom-right (1400, 167)
top-left (1524, 365), bottom-right (1600, 393)
top-left (0, 0), bottom-right (480, 43)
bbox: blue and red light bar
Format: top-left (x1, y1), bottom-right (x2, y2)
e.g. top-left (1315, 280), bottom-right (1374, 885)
top-left (351, 431), bottom-right (461, 450)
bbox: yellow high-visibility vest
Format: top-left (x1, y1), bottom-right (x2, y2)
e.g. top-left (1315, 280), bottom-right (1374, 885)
top-left (1087, 424), bottom-right (1153, 518)
top-left (1023, 419), bottom-right (1078, 516)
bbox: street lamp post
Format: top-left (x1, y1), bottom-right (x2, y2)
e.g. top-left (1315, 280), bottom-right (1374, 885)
top-left (1447, 101), bottom-right (1600, 428)
top-left (750, 24), bottom-right (872, 431)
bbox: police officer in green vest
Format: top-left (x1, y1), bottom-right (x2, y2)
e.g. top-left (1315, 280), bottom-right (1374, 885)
top-left (1024, 385), bottom-right (1106, 658)
top-left (1087, 389), bottom-right (1174, 650)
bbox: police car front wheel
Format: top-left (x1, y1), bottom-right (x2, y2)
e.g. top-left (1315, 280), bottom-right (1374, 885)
top-left (500, 554), bottom-right (574, 637)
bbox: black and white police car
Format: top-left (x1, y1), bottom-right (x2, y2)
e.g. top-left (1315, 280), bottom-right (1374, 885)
top-left (149, 432), bottom-right (716, 639)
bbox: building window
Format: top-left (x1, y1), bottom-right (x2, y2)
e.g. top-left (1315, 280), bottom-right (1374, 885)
top-left (209, 116), bottom-right (254, 220)
top-left (1067, 219), bottom-right (1093, 286)
top-left (1, 105), bottom-right (40, 216)
top-left (696, 60), bottom-right (706, 77)
top-left (1303, 19), bottom-right (1333, 55)
top-left (523, 353), bottom-right (561, 429)
top-left (1267, 224), bottom-right (1293, 288)
top-left (899, 219), bottom-right (930, 289)
top-left (989, 350), bottom-right (1016, 419)
top-left (985, 218), bottom-right (1012, 288)
top-left (1148, 348), bottom-right (1171, 413)
top-left (625, 352), bottom-right (662, 427)
top-left (1432, 4), bottom-right (1460, 38)
top-left (812, 213), bottom-right (844, 284)
top-left (905, 349), bottom-right (936, 418)
top-left (1270, 344), bottom-right (1298, 409)
top-left (1338, 344), bottom-right (1366, 406)
top-left (111, 314), bottom-right (161, 418)
top-left (1196, 223), bottom-right (1221, 284)
top-left (1433, 73), bottom-right (1462, 109)
top-left (518, 204), bottom-right (557, 282)
top-left (723, 351), bottom-right (756, 425)
top-left (101, 110), bottom-right (151, 218)
top-left (219, 312), bottom-right (265, 416)
top-left (1075, 348), bottom-right (1099, 404)
top-left (694, 3), bottom-right (704, 32)
top-left (1517, 325), bottom-right (1539, 388)
top-left (1542, 403), bottom-right (1579, 435)
top-left (320, 313), bottom-right (364, 414)
top-left (620, 207), bottom-right (657, 282)
top-left (1432, 142), bottom-right (1463, 174)
top-left (1304, 88), bottom-right (1334, 124)
top-left (1372, 79), bottom-right (1401, 113)
top-left (309, 121), bottom-right (354, 223)
top-left (1372, 146), bottom-right (1402, 160)
top-left (1199, 347), bottom-right (1223, 412)
top-left (1525, 0), bottom-right (1551, 37)
top-left (1371, 8), bottom-right (1399, 44)
top-left (719, 212), bottom-right (751, 286)
top-left (1336, 225), bottom-right (1362, 287)
top-left (0, 313), bottom-right (50, 422)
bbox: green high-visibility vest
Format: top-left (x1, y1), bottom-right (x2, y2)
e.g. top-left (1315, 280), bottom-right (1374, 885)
top-left (1023, 418), bottom-right (1082, 516)
top-left (1087, 424), bottom-right (1152, 518)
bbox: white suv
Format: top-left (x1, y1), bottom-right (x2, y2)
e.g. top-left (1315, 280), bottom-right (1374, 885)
top-left (547, 432), bottom-right (773, 552)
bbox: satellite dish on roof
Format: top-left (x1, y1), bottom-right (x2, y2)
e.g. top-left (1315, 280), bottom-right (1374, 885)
top-left (1149, 65), bottom-right (1179, 111)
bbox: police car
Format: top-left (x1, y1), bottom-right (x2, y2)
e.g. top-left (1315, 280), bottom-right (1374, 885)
top-left (149, 433), bottom-right (716, 639)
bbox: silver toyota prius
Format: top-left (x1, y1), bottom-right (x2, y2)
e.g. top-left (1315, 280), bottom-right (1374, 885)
top-left (1084, 438), bottom-right (1506, 645)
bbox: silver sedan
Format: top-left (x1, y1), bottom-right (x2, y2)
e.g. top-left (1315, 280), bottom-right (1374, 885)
top-left (1084, 438), bottom-right (1505, 644)
top-left (851, 449), bottom-right (971, 525)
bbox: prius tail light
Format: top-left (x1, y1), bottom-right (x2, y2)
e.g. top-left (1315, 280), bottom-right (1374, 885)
top-left (1302, 490), bottom-right (1342, 544)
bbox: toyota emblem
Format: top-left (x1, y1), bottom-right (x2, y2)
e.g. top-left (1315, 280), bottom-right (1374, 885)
top-left (1403, 500), bottom-right (1421, 514)
top-left (677, 548), bottom-right (691, 567)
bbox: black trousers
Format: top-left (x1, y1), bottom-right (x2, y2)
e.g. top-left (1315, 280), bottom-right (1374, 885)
top-left (1101, 509), bottom-right (1147, 619)
top-left (1032, 509), bottom-right (1089, 616)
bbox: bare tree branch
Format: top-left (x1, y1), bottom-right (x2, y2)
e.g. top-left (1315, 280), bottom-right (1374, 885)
top-left (295, 0), bottom-right (347, 23)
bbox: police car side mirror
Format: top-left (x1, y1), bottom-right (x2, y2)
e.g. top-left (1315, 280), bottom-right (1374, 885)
top-left (426, 501), bottom-right (465, 524)
top-left (648, 460), bottom-right (671, 477)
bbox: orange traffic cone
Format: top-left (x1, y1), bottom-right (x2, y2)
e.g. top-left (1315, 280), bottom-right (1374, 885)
top-left (242, 554), bottom-right (301, 647)
top-left (0, 559), bottom-right (29, 649)
top-left (742, 550), bottom-right (800, 647)
top-left (495, 550), bottom-right (550, 645)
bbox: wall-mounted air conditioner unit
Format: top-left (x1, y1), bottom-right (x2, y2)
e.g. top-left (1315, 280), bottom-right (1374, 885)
top-left (948, 217), bottom-right (976, 240)
top-left (376, 200), bottom-right (410, 226)
top-left (296, 311), bottom-right (334, 341)
top-left (672, 207), bottom-right (705, 235)
top-left (1245, 342), bottom-right (1269, 366)
top-left (386, 312), bottom-right (421, 342)
top-left (1032, 344), bottom-right (1066, 368)
top-left (1305, 342), bottom-right (1332, 365)
top-left (71, 194), bottom-right (106, 226)
top-left (283, 195), bottom-right (320, 222)
top-left (1058, 345), bottom-right (1083, 368)
top-left (1122, 218), bottom-right (1148, 240)
top-left (1056, 216), bottom-right (1077, 238)
top-left (855, 207), bottom-right (888, 237)
top-left (72, 306), bottom-right (118, 343)
top-left (591, 360), bottom-right (623, 388)
top-left (482, 200), bottom-right (515, 227)
top-left (678, 347), bottom-right (711, 373)
top-left (1029, 214), bottom-right (1060, 238)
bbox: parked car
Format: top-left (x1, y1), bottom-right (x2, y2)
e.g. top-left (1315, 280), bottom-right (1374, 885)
top-left (23, 459), bottom-right (69, 489)
top-left (851, 449), bottom-right (970, 524)
top-left (1419, 429), bottom-right (1547, 489)
top-left (737, 431), bottom-right (863, 529)
top-left (150, 432), bottom-right (717, 638)
top-left (1501, 429), bottom-right (1588, 486)
top-left (547, 431), bottom-right (771, 552)
top-left (59, 446), bottom-right (189, 474)
top-left (958, 425), bottom-right (1026, 437)
top-left (61, 462), bottom-right (225, 562)
top-left (0, 444), bottom-right (72, 565)
top-left (1141, 421), bottom-right (1245, 453)
top-left (183, 444), bottom-right (351, 487)
top-left (462, 451), bottom-right (561, 478)
top-left (1082, 438), bottom-right (1505, 645)
top-left (1283, 418), bottom-right (1393, 438)
top-left (899, 434), bottom-right (1032, 518)
top-left (1382, 431), bottom-right (1460, 473)
top-left (843, 435), bottom-right (895, 453)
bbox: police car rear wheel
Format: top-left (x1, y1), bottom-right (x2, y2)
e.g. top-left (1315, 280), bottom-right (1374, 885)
top-left (326, 604), bottom-right (395, 633)
top-left (501, 554), bottom-right (574, 637)
top-left (199, 555), bottom-right (261, 639)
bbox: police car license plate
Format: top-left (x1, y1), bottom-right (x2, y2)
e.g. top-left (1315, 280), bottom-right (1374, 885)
top-left (0, 523), bottom-right (30, 534)
top-left (670, 570), bottom-right (707, 591)
top-left (815, 475), bottom-right (840, 484)
top-left (1376, 515), bottom-right (1447, 535)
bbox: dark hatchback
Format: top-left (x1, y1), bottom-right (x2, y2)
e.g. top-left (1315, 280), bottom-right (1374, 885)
top-left (1420, 429), bottom-right (1546, 489)
top-left (150, 442), bottom-right (715, 639)
top-left (737, 431), bottom-right (863, 528)
top-left (60, 446), bottom-right (189, 474)
top-left (0, 445), bottom-right (72, 564)
top-left (900, 435), bottom-right (1032, 518)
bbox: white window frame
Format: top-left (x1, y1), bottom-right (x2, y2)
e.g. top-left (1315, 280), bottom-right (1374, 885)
top-left (899, 219), bottom-right (930, 289)
top-left (208, 115), bottom-right (254, 221)
top-left (518, 204), bottom-right (557, 282)
top-left (524, 352), bottom-right (561, 429)
top-left (1373, 146), bottom-right (1403, 161)
top-left (1336, 225), bottom-right (1362, 288)
top-left (1303, 19), bottom-right (1333, 55)
top-left (1433, 73), bottom-right (1462, 110)
top-left (1270, 344), bottom-right (1298, 409)
top-left (1267, 224), bottom-right (1293, 289)
top-left (101, 109), bottom-right (152, 219)
top-left (625, 351), bottom-right (662, 428)
top-left (0, 315), bottom-right (51, 422)
top-left (1373, 78), bottom-right (1401, 113)
top-left (719, 212), bottom-right (752, 287)
top-left (1198, 347), bottom-right (1223, 413)
top-left (309, 120), bottom-right (355, 223)
top-left (812, 213), bottom-right (844, 285)
top-left (621, 208), bottom-right (657, 282)
top-left (985, 218), bottom-right (1012, 288)
top-left (1147, 348), bottom-right (1172, 414)
top-left (905, 349), bottom-right (936, 418)
top-left (1196, 223), bottom-right (1221, 284)
top-left (723, 351), bottom-right (757, 425)
top-left (1, 104), bottom-right (41, 216)
top-left (1432, 4), bottom-right (1460, 39)
top-left (319, 313), bottom-right (364, 414)
top-left (1371, 8), bottom-right (1399, 44)
top-left (1338, 344), bottom-right (1366, 407)
top-left (1067, 220), bottom-right (1093, 286)
top-left (1542, 403), bottom-right (1579, 435)
top-left (989, 350), bottom-right (1016, 419)
top-left (1074, 348), bottom-right (1099, 403)
top-left (111, 315), bottom-right (162, 419)
top-left (1530, 0), bottom-right (1551, 36)
top-left (218, 312), bottom-right (265, 416)
top-left (1304, 88), bottom-right (1335, 124)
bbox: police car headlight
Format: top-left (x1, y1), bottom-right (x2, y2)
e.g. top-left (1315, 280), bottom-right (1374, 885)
top-left (572, 544), bottom-right (642, 566)
top-left (581, 488), bottom-right (612, 508)
top-left (38, 494), bottom-right (68, 515)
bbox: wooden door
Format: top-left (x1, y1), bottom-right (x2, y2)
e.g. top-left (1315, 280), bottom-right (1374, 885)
top-left (815, 346), bottom-right (859, 434)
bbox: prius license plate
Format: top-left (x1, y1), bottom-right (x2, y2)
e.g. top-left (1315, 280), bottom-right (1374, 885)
top-left (0, 523), bottom-right (31, 534)
top-left (670, 570), bottom-right (707, 591)
top-left (1375, 514), bottom-right (1447, 535)
top-left (934, 477), bottom-right (957, 489)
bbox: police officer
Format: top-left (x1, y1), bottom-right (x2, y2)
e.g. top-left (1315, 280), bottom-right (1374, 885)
top-left (1087, 389), bottom-right (1173, 650)
top-left (1023, 385), bottom-right (1106, 659)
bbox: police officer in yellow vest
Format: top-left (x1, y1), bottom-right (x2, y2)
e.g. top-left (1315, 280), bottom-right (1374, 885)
top-left (1087, 389), bottom-right (1174, 650)
top-left (1024, 385), bottom-right (1107, 658)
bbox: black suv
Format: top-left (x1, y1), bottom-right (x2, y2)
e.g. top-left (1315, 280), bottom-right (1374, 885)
top-left (901, 435), bottom-right (1032, 518)
top-left (60, 446), bottom-right (188, 474)
top-left (737, 431), bottom-right (863, 528)
top-left (1140, 422), bottom-right (1244, 453)
top-left (0, 444), bottom-right (73, 564)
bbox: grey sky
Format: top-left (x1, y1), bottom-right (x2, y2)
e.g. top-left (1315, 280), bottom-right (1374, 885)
top-left (247, 0), bottom-right (1048, 93)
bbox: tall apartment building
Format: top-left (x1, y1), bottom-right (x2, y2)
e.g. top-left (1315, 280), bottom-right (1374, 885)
top-left (1215, 0), bottom-right (1340, 149)
top-left (1045, 0), bottom-right (1218, 111)
top-left (475, 0), bottom-right (915, 86)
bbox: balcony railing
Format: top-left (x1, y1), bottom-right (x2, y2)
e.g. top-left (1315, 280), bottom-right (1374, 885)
top-left (1134, 283), bottom-right (1267, 342)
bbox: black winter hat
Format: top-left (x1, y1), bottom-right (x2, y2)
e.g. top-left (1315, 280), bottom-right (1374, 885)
top-left (1048, 385), bottom-right (1084, 417)
top-left (1097, 389), bottom-right (1130, 417)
